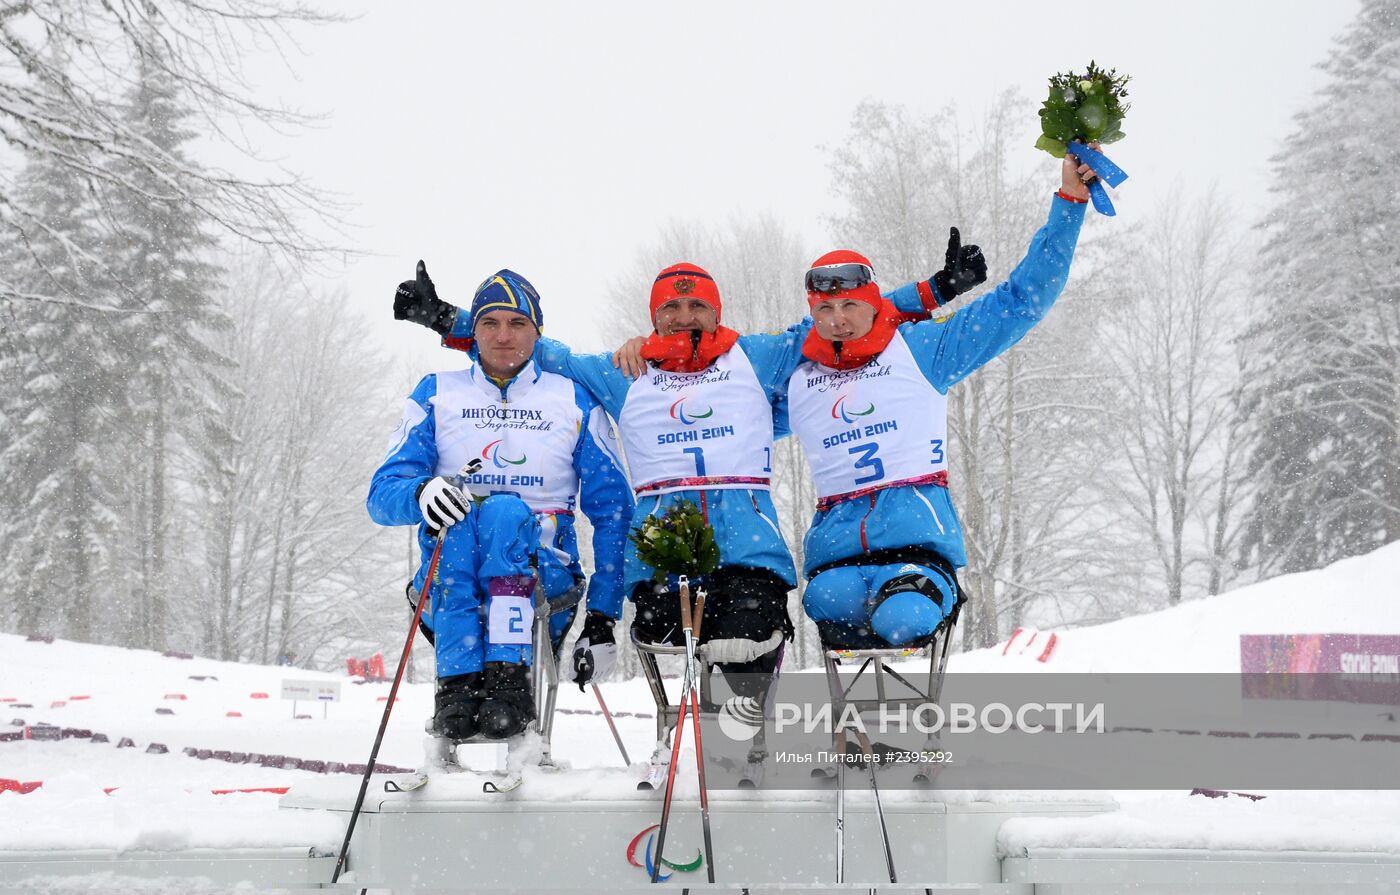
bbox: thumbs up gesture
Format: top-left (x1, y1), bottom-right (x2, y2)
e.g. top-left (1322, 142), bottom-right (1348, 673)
top-left (393, 260), bottom-right (460, 335)
top-left (931, 228), bottom-right (988, 304)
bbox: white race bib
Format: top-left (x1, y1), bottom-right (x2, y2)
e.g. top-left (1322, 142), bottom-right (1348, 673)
top-left (617, 345), bottom-right (775, 493)
top-left (788, 333), bottom-right (949, 500)
top-left (432, 363), bottom-right (582, 511)
top-left (487, 594), bottom-right (533, 645)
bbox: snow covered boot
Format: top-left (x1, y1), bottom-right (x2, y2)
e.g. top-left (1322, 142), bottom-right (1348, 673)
top-left (430, 671), bottom-right (485, 742)
top-left (422, 732), bottom-right (464, 773)
top-left (476, 661), bottom-right (535, 740)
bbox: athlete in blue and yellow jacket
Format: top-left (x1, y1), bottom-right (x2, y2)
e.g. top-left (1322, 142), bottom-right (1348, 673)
top-left (370, 269), bottom-right (632, 741)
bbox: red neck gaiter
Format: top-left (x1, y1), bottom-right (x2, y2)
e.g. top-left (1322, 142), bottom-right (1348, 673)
top-left (640, 326), bottom-right (741, 373)
top-left (801, 301), bottom-right (904, 370)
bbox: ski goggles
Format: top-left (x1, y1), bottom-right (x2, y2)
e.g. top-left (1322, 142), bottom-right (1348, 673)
top-left (804, 263), bottom-right (874, 296)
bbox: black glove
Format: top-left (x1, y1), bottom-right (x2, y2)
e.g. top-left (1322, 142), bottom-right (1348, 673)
top-left (394, 260), bottom-right (460, 336)
top-left (571, 611), bottom-right (617, 691)
top-left (930, 227), bottom-right (988, 305)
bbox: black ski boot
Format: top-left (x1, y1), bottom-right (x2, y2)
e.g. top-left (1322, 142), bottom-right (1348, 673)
top-left (476, 661), bottom-right (535, 740)
top-left (431, 671), bottom-right (485, 742)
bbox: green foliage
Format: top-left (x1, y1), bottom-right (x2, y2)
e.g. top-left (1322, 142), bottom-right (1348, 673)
top-left (1037, 60), bottom-right (1131, 157)
top-left (629, 501), bottom-right (720, 582)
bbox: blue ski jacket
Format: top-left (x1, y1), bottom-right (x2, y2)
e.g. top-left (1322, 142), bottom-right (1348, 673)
top-left (367, 360), bottom-right (634, 619)
top-left (791, 194), bottom-right (1087, 575)
top-left (520, 292), bottom-right (932, 596)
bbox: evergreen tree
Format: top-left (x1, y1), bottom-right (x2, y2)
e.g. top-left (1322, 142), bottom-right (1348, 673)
top-left (101, 50), bottom-right (232, 650)
top-left (0, 119), bottom-right (126, 640)
top-left (1240, 0), bottom-right (1400, 575)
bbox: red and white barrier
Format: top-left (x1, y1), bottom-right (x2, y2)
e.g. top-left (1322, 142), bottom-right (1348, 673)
top-left (1001, 627), bottom-right (1060, 663)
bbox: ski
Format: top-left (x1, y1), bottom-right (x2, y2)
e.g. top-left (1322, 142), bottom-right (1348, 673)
top-left (383, 734), bottom-right (465, 792)
top-left (730, 745), bottom-right (767, 789)
top-left (737, 758), bottom-right (765, 789)
top-left (384, 772), bottom-right (430, 793)
top-left (638, 759), bottom-right (669, 791)
top-left (637, 741), bottom-right (671, 791)
top-left (913, 760), bottom-right (943, 786)
top-left (912, 737), bottom-right (946, 786)
top-left (483, 771), bottom-right (523, 793)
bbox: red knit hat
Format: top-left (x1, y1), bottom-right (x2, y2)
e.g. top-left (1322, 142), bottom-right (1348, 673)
top-left (806, 249), bottom-right (881, 310)
top-left (649, 262), bottom-right (722, 324)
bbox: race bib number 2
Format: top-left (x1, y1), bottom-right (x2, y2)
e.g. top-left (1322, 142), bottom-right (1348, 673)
top-left (487, 594), bottom-right (533, 645)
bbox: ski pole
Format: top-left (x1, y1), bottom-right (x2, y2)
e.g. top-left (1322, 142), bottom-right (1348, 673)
top-left (331, 459), bottom-right (479, 885)
top-left (686, 586), bottom-right (715, 883)
top-left (855, 728), bottom-right (896, 883)
top-left (650, 577), bottom-right (695, 883)
top-left (592, 684), bottom-right (631, 767)
top-left (836, 726), bottom-right (847, 883)
top-left (331, 524), bottom-right (448, 884)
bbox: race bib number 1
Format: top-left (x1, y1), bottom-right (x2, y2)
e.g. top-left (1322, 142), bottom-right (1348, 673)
top-left (487, 594), bottom-right (533, 645)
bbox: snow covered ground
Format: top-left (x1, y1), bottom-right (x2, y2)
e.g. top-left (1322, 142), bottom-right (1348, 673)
top-left (956, 540), bottom-right (1400, 673)
top-left (1, 542), bottom-right (1398, 863)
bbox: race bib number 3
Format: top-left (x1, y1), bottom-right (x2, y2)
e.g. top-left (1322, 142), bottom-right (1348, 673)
top-left (487, 594), bottom-right (533, 645)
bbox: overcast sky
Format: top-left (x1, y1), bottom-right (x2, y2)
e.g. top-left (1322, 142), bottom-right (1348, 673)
top-left (244, 0), bottom-right (1358, 369)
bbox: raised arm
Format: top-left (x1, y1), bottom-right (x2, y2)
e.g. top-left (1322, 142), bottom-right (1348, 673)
top-left (904, 192), bottom-right (1087, 390)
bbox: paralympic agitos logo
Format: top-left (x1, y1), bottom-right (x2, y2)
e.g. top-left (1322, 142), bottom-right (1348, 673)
top-left (668, 395), bottom-right (715, 426)
top-left (831, 393), bottom-right (875, 424)
top-left (625, 824), bottom-right (703, 880)
top-left (481, 439), bottom-right (527, 468)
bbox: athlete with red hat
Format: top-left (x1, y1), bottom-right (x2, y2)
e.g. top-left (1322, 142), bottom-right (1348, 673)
top-left (391, 248), bottom-right (982, 690)
top-left (785, 149), bottom-right (1102, 650)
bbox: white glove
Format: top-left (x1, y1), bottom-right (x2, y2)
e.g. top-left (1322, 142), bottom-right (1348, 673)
top-left (416, 476), bottom-right (472, 530)
top-left (570, 612), bottom-right (617, 690)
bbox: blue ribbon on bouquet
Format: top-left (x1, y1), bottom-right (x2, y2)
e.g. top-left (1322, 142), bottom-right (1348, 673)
top-left (1068, 141), bottom-right (1129, 217)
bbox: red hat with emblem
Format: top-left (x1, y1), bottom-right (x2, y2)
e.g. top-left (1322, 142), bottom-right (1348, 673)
top-left (649, 262), bottom-right (722, 324)
top-left (805, 249), bottom-right (881, 311)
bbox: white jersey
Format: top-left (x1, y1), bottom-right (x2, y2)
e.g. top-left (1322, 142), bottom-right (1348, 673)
top-left (431, 362), bottom-right (582, 512)
top-left (618, 345), bottom-right (775, 495)
top-left (788, 332), bottom-right (949, 503)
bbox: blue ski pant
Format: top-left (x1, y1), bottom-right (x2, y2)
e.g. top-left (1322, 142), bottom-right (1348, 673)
top-left (412, 495), bottom-right (577, 677)
top-left (803, 562), bottom-right (953, 647)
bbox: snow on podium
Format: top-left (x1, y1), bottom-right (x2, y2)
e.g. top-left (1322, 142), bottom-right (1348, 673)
top-left (7, 549), bottom-right (1400, 889)
top-left (298, 581), bottom-right (1126, 891)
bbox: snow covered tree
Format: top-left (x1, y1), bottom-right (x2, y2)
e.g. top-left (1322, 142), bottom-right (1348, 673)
top-left (0, 0), bottom-right (341, 312)
top-left (100, 48), bottom-right (232, 650)
top-left (0, 91), bottom-right (127, 641)
top-left (195, 254), bottom-right (407, 666)
top-left (1090, 192), bottom-right (1251, 606)
top-left (1239, 0), bottom-right (1400, 576)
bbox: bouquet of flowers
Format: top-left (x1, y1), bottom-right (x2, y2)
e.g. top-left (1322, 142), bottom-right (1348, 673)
top-left (1035, 61), bottom-right (1131, 215)
top-left (1035, 61), bottom-right (1130, 157)
top-left (629, 501), bottom-right (720, 583)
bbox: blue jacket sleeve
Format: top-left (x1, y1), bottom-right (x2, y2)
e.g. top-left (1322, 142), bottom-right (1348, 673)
top-left (572, 386), bottom-right (634, 618)
top-left (534, 337), bottom-right (632, 420)
top-left (446, 308), bottom-right (472, 342)
top-left (901, 194), bottom-right (1087, 391)
top-left (367, 375), bottom-right (439, 526)
top-left (885, 280), bottom-right (940, 316)
top-left (735, 324), bottom-right (808, 439)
